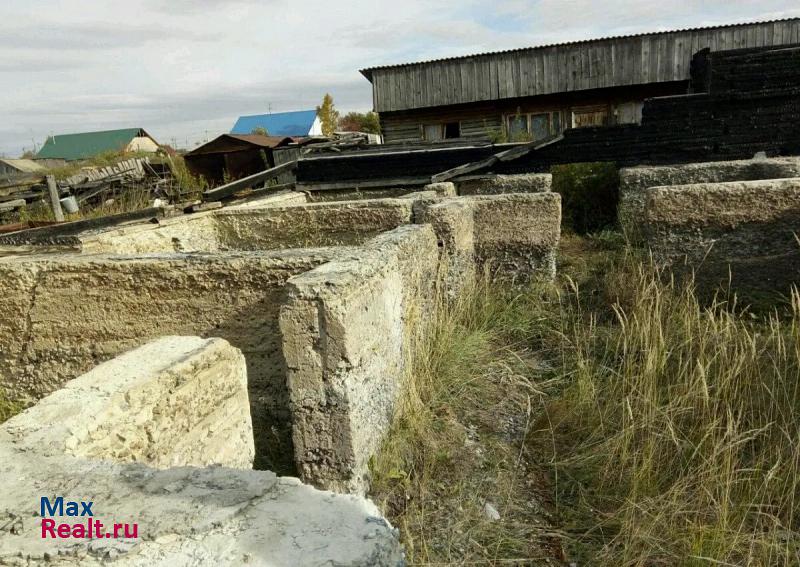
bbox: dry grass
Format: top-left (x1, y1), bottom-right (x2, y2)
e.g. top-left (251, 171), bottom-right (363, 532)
top-left (9, 152), bottom-right (207, 224)
top-left (372, 233), bottom-right (800, 566)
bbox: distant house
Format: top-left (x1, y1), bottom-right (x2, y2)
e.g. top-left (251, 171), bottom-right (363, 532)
top-left (184, 134), bottom-right (301, 184)
top-left (230, 110), bottom-right (322, 137)
top-left (0, 158), bottom-right (45, 178)
top-left (36, 128), bottom-right (159, 161)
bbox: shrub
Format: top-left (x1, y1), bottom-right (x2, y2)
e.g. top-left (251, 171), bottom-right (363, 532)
top-left (551, 162), bottom-right (619, 234)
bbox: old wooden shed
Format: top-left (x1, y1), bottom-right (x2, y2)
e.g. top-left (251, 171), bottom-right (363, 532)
top-left (360, 18), bottom-right (800, 144)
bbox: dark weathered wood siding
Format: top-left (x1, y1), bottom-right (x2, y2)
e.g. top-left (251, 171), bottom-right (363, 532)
top-left (379, 82), bottom-right (685, 143)
top-left (366, 20), bottom-right (800, 113)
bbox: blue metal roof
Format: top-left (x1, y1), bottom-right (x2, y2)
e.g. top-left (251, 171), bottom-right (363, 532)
top-left (231, 109), bottom-right (318, 136)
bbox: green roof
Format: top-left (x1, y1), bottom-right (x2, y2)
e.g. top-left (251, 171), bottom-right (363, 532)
top-left (36, 128), bottom-right (152, 161)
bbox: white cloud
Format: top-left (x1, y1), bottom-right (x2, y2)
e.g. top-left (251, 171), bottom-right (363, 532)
top-left (0, 0), bottom-right (797, 155)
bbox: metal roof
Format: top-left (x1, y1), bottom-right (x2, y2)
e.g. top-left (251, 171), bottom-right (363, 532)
top-left (184, 134), bottom-right (299, 157)
top-left (36, 128), bottom-right (156, 161)
top-left (359, 17), bottom-right (800, 80)
top-left (230, 110), bottom-right (319, 136)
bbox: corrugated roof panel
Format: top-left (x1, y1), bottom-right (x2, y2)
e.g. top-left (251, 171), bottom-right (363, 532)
top-left (359, 17), bottom-right (800, 80)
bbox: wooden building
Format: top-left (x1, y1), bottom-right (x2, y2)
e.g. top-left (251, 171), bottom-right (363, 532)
top-left (183, 134), bottom-right (301, 184)
top-left (360, 18), bottom-right (800, 144)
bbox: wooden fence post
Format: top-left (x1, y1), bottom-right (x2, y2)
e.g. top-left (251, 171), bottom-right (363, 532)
top-left (46, 175), bottom-right (64, 222)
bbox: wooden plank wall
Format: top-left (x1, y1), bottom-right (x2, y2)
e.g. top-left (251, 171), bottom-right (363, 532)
top-left (370, 20), bottom-right (800, 112)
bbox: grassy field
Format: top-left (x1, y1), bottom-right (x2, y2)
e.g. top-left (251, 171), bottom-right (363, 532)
top-left (371, 233), bottom-right (800, 566)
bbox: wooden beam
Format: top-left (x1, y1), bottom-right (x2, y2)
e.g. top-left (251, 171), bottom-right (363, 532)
top-left (296, 176), bottom-right (431, 192)
top-left (46, 175), bottom-right (64, 222)
top-left (202, 161), bottom-right (298, 201)
top-left (431, 134), bottom-right (563, 183)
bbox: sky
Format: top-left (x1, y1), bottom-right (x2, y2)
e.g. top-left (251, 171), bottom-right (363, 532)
top-left (1, 0), bottom-right (799, 157)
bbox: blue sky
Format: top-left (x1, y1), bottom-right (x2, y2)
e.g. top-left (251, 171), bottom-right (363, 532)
top-left (0, 0), bottom-right (798, 156)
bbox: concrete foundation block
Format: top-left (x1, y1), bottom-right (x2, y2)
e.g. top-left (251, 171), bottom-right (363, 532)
top-left (0, 249), bottom-right (346, 473)
top-left (422, 181), bottom-right (457, 196)
top-left (280, 225), bottom-right (439, 494)
top-left (3, 336), bottom-right (254, 469)
top-left (215, 198), bottom-right (414, 250)
top-left (416, 199), bottom-right (476, 298)
top-left (644, 177), bottom-right (800, 296)
top-left (620, 157), bottom-right (800, 242)
top-left (469, 193), bottom-right (561, 281)
top-left (0, 438), bottom-right (403, 566)
top-left (457, 173), bottom-right (552, 195)
top-left (226, 189), bottom-right (308, 210)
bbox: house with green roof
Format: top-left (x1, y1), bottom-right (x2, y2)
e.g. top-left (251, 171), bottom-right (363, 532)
top-left (36, 128), bottom-right (159, 161)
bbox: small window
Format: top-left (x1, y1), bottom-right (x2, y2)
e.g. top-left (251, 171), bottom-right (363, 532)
top-left (422, 122), bottom-right (461, 141)
top-left (505, 111), bottom-right (563, 142)
top-left (444, 122), bottom-right (460, 139)
top-left (508, 115), bottom-right (528, 139)
top-left (530, 113), bottom-right (550, 141)
top-left (423, 124), bottom-right (443, 141)
top-left (571, 106), bottom-right (609, 128)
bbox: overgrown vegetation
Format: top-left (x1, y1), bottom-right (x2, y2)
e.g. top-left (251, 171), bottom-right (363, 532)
top-left (5, 151), bottom-right (207, 224)
top-left (339, 110), bottom-right (381, 134)
top-left (0, 388), bottom-right (22, 423)
top-left (551, 162), bottom-right (619, 234)
top-left (372, 234), bottom-right (800, 566)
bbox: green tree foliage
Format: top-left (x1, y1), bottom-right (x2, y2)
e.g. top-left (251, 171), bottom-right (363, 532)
top-left (250, 126), bottom-right (268, 136)
top-left (338, 111), bottom-right (381, 134)
top-left (316, 94), bottom-right (340, 137)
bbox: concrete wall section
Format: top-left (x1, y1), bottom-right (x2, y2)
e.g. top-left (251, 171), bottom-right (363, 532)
top-left (456, 173), bottom-right (552, 196)
top-left (470, 193), bottom-right (561, 281)
top-left (3, 336), bottom-right (254, 469)
top-left (215, 199), bottom-right (414, 250)
top-left (79, 212), bottom-right (220, 254)
top-left (644, 178), bottom-right (800, 296)
top-left (280, 225), bottom-right (439, 494)
top-left (416, 199), bottom-right (476, 297)
top-left (620, 157), bottom-right (800, 240)
top-left (0, 249), bottom-right (347, 473)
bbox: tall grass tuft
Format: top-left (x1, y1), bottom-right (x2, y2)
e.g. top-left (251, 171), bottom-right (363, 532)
top-left (373, 234), bottom-right (800, 565)
top-left (533, 249), bottom-right (800, 566)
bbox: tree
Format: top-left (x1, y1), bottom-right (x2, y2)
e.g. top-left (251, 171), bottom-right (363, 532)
top-left (250, 126), bottom-right (268, 136)
top-left (338, 111), bottom-right (381, 134)
top-left (316, 93), bottom-right (339, 137)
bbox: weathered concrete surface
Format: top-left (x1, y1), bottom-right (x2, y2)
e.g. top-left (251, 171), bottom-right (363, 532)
top-left (456, 173), bottom-right (552, 196)
top-left (79, 213), bottom-right (220, 255)
top-left (620, 157), bottom-right (800, 240)
top-left (470, 193), bottom-right (561, 281)
top-left (215, 199), bottom-right (413, 250)
top-left (3, 337), bottom-right (254, 469)
top-left (421, 182), bottom-right (458, 196)
top-left (304, 187), bottom-right (414, 202)
top-left (0, 448), bottom-right (403, 566)
top-left (0, 249), bottom-right (349, 473)
top-left (644, 178), bottom-right (800, 296)
top-left (415, 199), bottom-right (475, 297)
top-left (226, 189), bottom-right (308, 210)
top-left (280, 225), bottom-right (439, 494)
